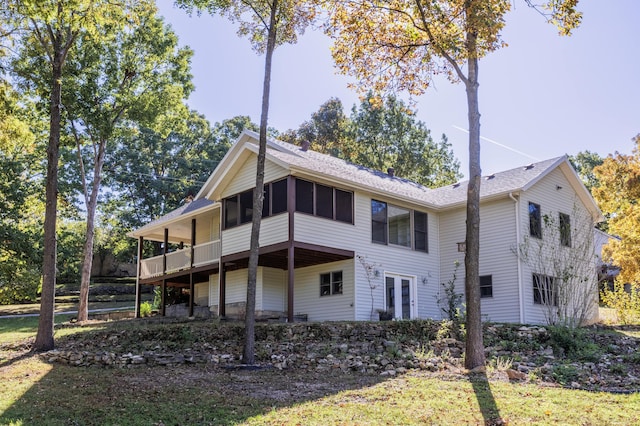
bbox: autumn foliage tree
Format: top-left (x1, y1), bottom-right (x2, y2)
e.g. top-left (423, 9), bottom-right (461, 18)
top-left (593, 136), bottom-right (640, 287)
top-left (324, 0), bottom-right (581, 369)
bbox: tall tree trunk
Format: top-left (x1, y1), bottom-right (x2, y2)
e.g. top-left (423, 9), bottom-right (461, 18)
top-left (77, 140), bottom-right (107, 322)
top-left (243, 0), bottom-right (279, 365)
top-left (34, 48), bottom-right (63, 352)
top-left (463, 16), bottom-right (486, 370)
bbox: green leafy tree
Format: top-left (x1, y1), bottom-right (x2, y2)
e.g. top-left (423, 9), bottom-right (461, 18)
top-left (345, 94), bottom-right (460, 187)
top-left (7, 0), bottom-right (142, 351)
top-left (177, 0), bottom-right (316, 364)
top-left (55, 6), bottom-right (194, 322)
top-left (0, 83), bottom-right (43, 304)
top-left (286, 95), bottom-right (461, 187)
top-left (324, 0), bottom-right (582, 369)
top-left (282, 97), bottom-right (349, 157)
top-left (106, 113), bottom-right (253, 234)
top-left (569, 150), bottom-right (604, 193)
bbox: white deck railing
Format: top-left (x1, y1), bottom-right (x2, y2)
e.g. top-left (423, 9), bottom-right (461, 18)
top-left (194, 240), bottom-right (221, 266)
top-left (139, 240), bottom-right (220, 279)
top-left (165, 248), bottom-right (191, 273)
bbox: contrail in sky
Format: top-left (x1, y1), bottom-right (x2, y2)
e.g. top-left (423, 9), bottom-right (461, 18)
top-left (452, 125), bottom-right (540, 161)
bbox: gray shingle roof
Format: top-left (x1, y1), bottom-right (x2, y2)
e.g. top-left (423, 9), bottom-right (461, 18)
top-left (262, 133), bottom-right (565, 209)
top-left (132, 131), bottom-right (573, 237)
top-left (426, 157), bottom-right (566, 208)
top-left (264, 137), bottom-right (436, 206)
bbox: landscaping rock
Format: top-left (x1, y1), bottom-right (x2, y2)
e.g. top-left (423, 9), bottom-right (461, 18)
top-left (36, 319), bottom-right (640, 392)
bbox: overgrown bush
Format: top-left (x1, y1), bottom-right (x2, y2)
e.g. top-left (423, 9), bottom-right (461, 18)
top-left (600, 280), bottom-right (640, 325)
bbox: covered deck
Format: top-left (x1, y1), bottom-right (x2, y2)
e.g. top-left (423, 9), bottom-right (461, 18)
top-left (130, 198), bottom-right (220, 318)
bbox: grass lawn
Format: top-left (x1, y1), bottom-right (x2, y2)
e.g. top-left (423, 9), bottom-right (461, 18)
top-left (1, 316), bottom-right (639, 425)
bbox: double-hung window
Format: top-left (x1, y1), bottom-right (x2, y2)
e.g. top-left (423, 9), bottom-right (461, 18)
top-left (529, 202), bottom-right (542, 238)
top-left (320, 271), bottom-right (343, 296)
top-left (371, 199), bottom-right (428, 252)
top-left (533, 273), bottom-right (556, 306)
top-left (559, 213), bottom-right (571, 247)
top-left (480, 275), bottom-right (493, 298)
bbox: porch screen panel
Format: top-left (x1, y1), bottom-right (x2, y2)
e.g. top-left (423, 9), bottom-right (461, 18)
top-left (239, 190), bottom-right (253, 224)
top-left (262, 184), bottom-right (270, 218)
top-left (335, 189), bottom-right (353, 224)
top-left (224, 196), bottom-right (238, 229)
top-left (316, 183), bottom-right (333, 219)
top-left (271, 179), bottom-right (288, 214)
top-left (296, 178), bottom-right (314, 214)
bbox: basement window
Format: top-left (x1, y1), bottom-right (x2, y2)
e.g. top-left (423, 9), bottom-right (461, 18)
top-left (320, 271), bottom-right (343, 296)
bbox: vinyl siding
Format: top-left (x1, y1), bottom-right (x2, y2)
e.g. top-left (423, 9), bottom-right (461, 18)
top-left (293, 259), bottom-right (355, 321)
top-left (518, 168), bottom-right (598, 325)
top-left (194, 281), bottom-right (209, 306)
top-left (295, 192), bottom-right (440, 321)
top-left (221, 214), bottom-right (288, 255)
top-left (195, 210), bottom-right (219, 244)
top-left (225, 269), bottom-right (248, 304)
top-left (220, 155), bottom-right (288, 198)
top-left (262, 267), bottom-right (286, 311)
top-left (438, 198), bottom-right (520, 323)
top-left (208, 273), bottom-right (219, 311)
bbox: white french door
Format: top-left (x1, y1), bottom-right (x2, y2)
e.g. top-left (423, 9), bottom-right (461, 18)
top-left (384, 273), bottom-right (416, 320)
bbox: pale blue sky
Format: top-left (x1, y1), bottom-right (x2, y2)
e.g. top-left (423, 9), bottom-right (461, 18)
top-left (156, 0), bottom-right (640, 178)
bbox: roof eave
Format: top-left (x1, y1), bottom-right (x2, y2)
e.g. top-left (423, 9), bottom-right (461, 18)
top-left (127, 202), bottom-right (219, 240)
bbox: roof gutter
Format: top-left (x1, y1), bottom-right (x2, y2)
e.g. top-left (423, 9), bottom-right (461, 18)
top-left (509, 192), bottom-right (525, 324)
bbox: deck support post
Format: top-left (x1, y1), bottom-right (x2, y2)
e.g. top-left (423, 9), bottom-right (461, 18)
top-left (219, 264), bottom-right (226, 317)
top-left (135, 236), bottom-right (143, 318)
top-left (161, 228), bottom-right (168, 316)
top-left (189, 218), bottom-right (196, 317)
top-left (287, 175), bottom-right (295, 322)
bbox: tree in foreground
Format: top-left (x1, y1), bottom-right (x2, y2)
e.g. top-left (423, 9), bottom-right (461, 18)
top-left (7, 0), bottom-right (138, 351)
top-left (593, 135), bottom-right (640, 323)
top-left (176, 0), bottom-right (316, 364)
top-left (324, 0), bottom-right (581, 369)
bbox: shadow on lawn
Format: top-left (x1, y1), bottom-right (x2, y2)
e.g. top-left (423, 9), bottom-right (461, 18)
top-left (470, 370), bottom-right (506, 426)
top-left (0, 358), bottom-right (389, 425)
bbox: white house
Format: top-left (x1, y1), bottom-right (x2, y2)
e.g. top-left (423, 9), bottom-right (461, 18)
top-left (129, 130), bottom-right (603, 325)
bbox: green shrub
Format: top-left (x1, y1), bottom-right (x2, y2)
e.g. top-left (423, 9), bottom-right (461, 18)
top-left (548, 326), bottom-right (602, 362)
top-left (139, 301), bottom-right (152, 317)
top-left (552, 364), bottom-right (580, 386)
top-left (609, 363), bottom-right (628, 375)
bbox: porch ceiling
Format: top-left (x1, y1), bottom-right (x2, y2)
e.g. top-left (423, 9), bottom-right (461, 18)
top-left (222, 242), bottom-right (354, 272)
top-left (141, 208), bottom-right (219, 244)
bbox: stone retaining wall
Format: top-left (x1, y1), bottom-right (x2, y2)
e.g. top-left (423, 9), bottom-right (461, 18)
top-left (40, 320), bottom-right (640, 392)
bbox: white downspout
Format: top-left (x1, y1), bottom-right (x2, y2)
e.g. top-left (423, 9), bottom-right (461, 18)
top-left (509, 192), bottom-right (525, 324)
